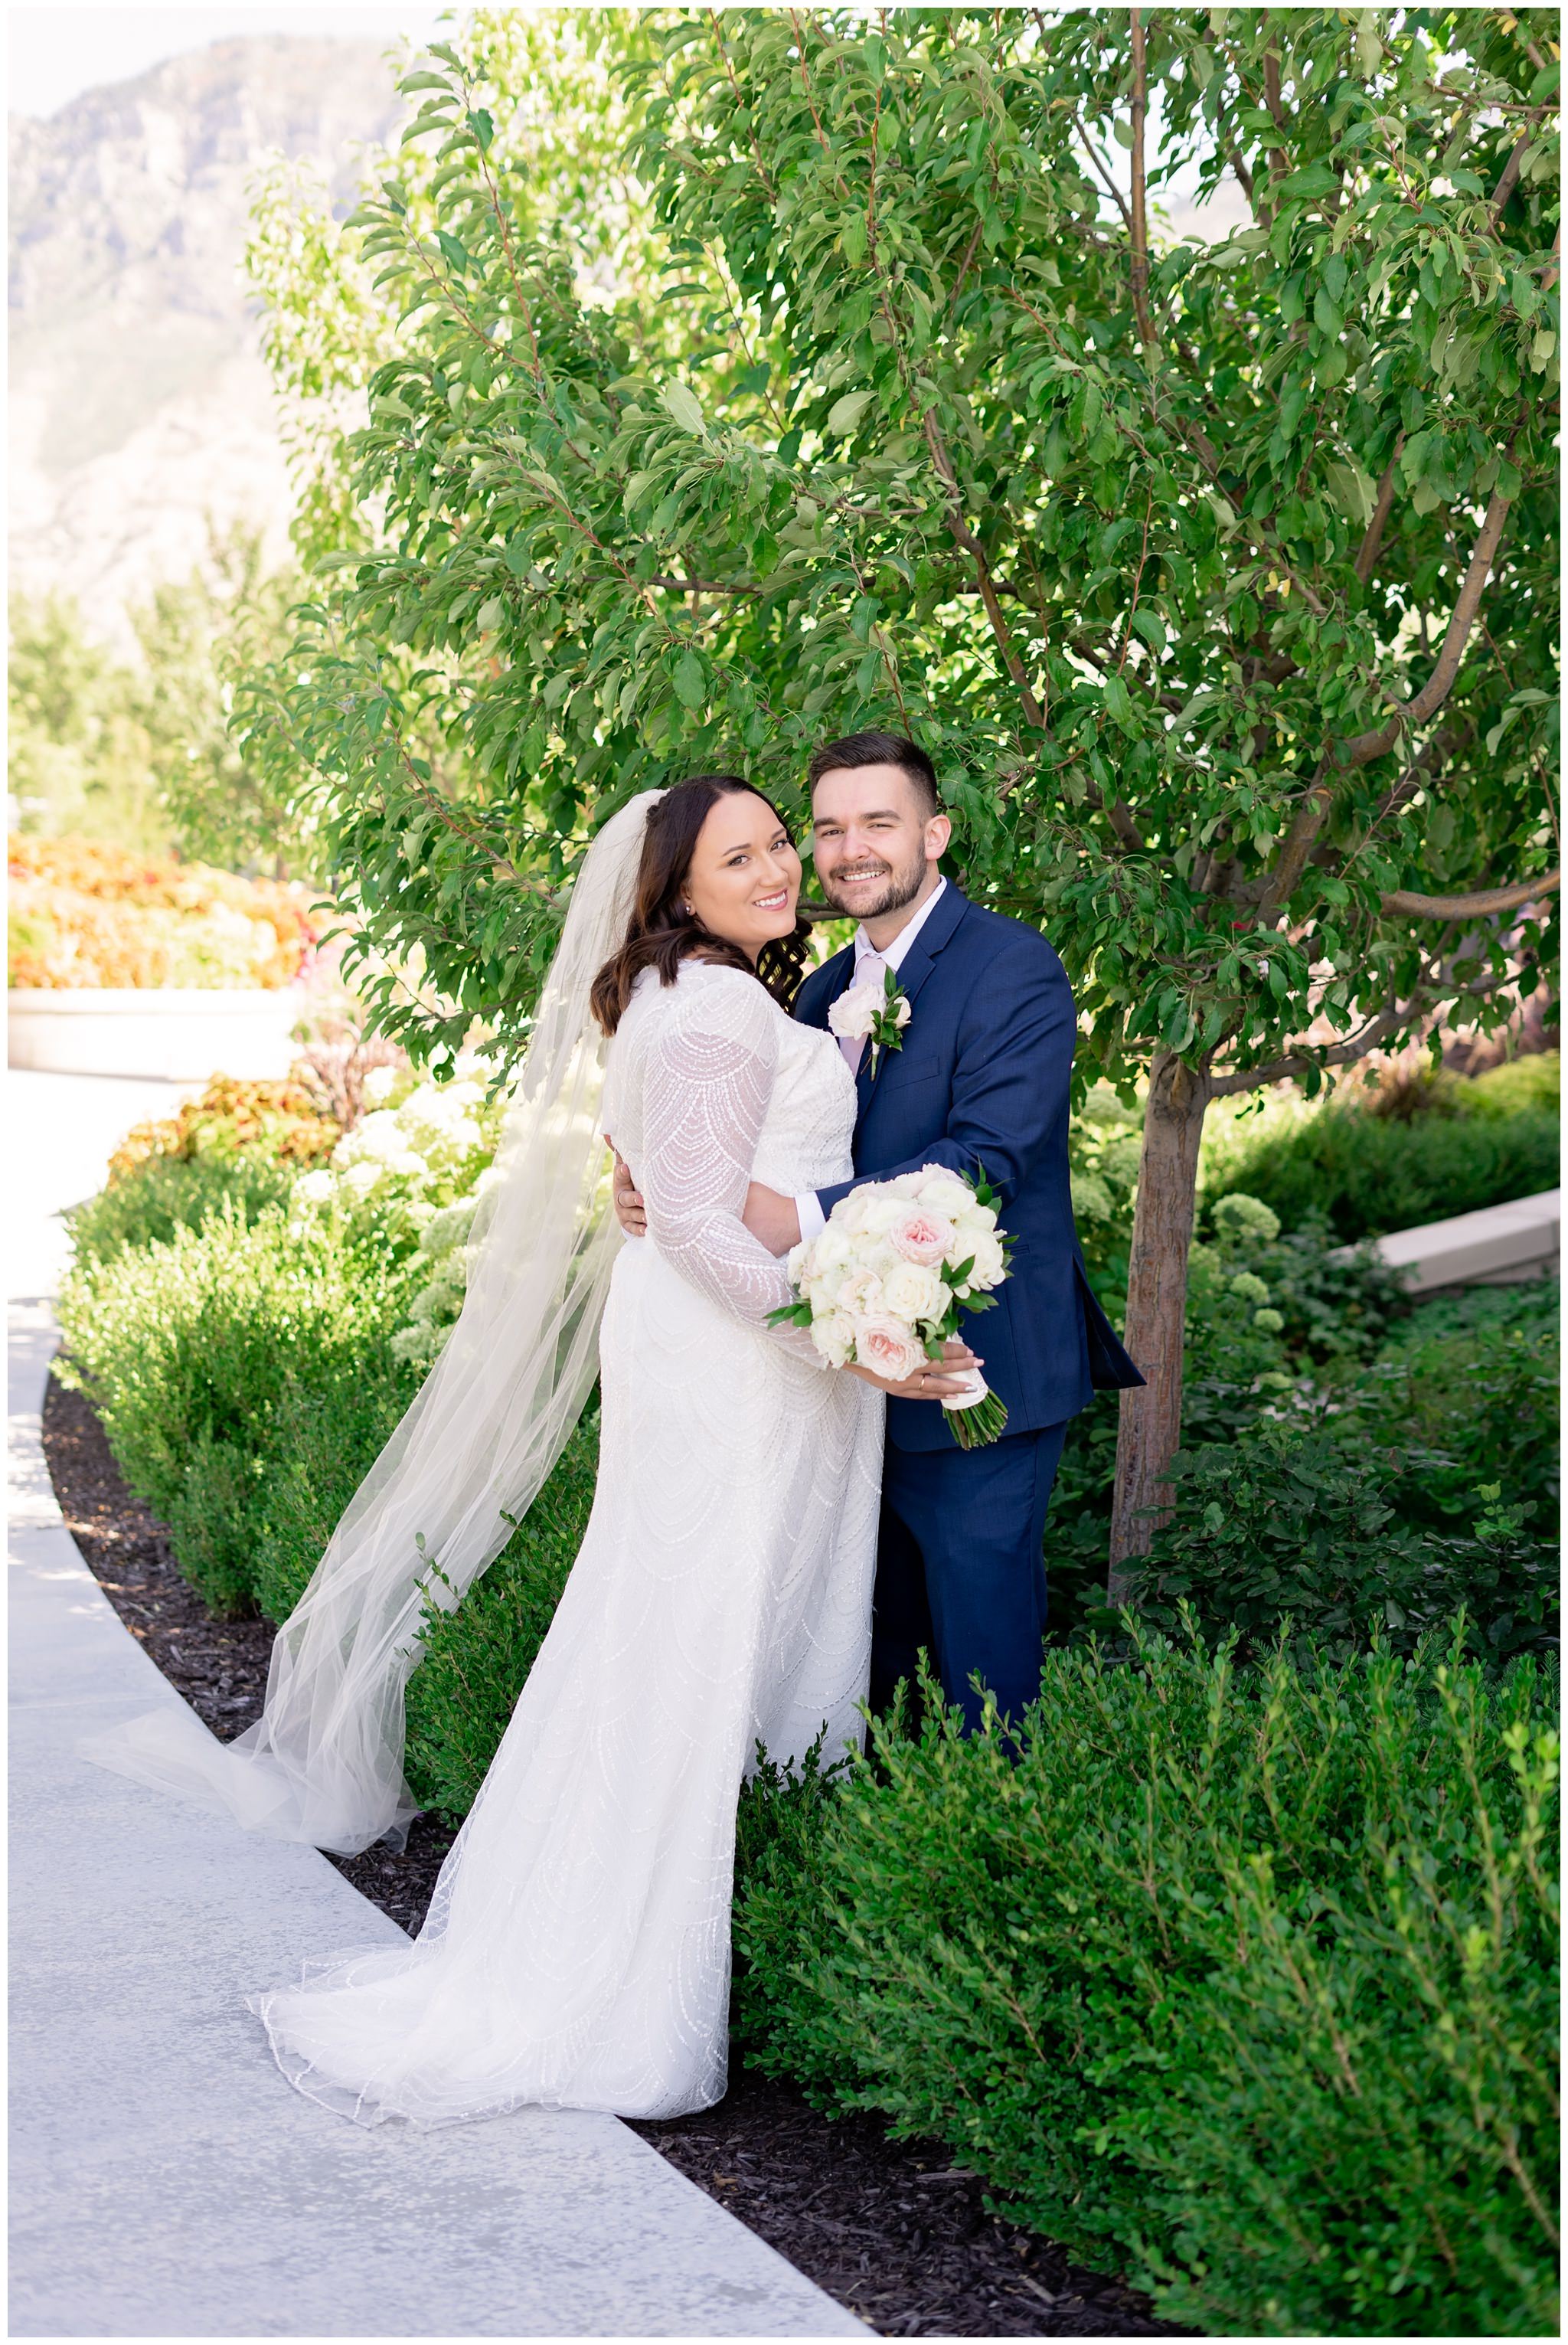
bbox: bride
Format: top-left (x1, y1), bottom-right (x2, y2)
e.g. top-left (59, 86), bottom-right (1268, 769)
top-left (84, 777), bottom-right (971, 2128)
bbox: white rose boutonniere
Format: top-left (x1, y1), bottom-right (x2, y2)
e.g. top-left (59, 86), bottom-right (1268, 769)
top-left (827, 963), bottom-right (913, 1074)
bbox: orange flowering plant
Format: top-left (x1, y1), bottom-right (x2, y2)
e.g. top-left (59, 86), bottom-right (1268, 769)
top-left (8, 836), bottom-right (317, 990)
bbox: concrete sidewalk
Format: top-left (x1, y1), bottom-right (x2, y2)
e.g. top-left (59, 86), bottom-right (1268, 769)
top-left (8, 1069), bottom-right (862, 2339)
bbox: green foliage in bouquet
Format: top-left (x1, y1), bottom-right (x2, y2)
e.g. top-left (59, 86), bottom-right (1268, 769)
top-left (733, 1627), bottom-right (1560, 2338)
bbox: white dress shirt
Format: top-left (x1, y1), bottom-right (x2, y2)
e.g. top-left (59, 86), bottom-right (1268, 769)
top-left (792, 877), bottom-right (949, 1245)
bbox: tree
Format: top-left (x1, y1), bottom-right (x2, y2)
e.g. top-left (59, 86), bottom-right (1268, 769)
top-left (8, 594), bottom-right (168, 852)
top-left (9, 532), bottom-right (317, 875)
top-left (131, 528), bottom-right (319, 877)
top-left (242, 6), bottom-right (1559, 1577)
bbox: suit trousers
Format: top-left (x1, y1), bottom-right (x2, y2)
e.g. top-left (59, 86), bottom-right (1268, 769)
top-left (870, 1421), bottom-right (1069, 1733)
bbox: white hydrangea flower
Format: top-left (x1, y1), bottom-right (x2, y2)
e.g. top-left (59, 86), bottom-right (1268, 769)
top-left (293, 1169), bottom-right (335, 1205)
top-left (361, 1065), bottom-right (399, 1107)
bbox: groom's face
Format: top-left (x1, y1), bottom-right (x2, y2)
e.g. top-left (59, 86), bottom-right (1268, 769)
top-left (810, 764), bottom-right (951, 922)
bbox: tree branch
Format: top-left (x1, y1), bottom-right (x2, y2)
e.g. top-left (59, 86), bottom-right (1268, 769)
top-left (1073, 113), bottom-right (1134, 236)
top-left (1490, 128), bottom-right (1534, 226)
top-left (1381, 871), bottom-right (1560, 919)
top-left (1340, 481), bottom-right (1515, 766)
top-left (920, 408), bottom-right (1045, 729)
top-left (1354, 445), bottom-right (1403, 582)
top-left (1208, 946), bottom-right (1533, 1097)
top-left (1129, 11), bottom-right (1157, 350)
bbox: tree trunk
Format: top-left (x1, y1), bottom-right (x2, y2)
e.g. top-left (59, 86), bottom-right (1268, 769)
top-left (1107, 1050), bottom-right (1210, 1601)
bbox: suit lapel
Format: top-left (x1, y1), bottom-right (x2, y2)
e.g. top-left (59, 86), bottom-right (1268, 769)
top-left (854, 885), bottom-right (969, 1130)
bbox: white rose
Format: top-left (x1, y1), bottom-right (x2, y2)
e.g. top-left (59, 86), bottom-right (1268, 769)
top-left (955, 1203), bottom-right (999, 1248)
top-left (837, 1267), bottom-right (884, 1318)
top-left (889, 994), bottom-right (912, 1029)
top-left (786, 1241), bottom-right (808, 1287)
top-left (884, 1171), bottom-right (927, 1199)
top-left (293, 1169), bottom-right (335, 1205)
top-left (811, 1225), bottom-right (854, 1277)
top-left (827, 983), bottom-right (879, 1042)
top-left (914, 1170), bottom-right (975, 1221)
top-left (832, 1188), bottom-right (874, 1234)
top-left (812, 1310), bottom-right (857, 1368)
top-left (964, 1231), bottom-right (1007, 1288)
top-left (806, 1271), bottom-right (844, 1315)
top-left (861, 1195), bottom-right (906, 1236)
top-left (881, 1260), bottom-right (946, 1324)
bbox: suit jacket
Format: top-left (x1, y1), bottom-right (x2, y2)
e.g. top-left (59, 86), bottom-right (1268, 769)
top-left (794, 885), bottom-right (1144, 1454)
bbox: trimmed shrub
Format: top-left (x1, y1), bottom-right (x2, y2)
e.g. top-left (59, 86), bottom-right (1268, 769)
top-left (1125, 1418), bottom-right (1557, 1664)
top-left (1342, 1280), bottom-right (1560, 1533)
top-left (65, 1153), bottom-right (299, 1270)
top-left (54, 1204), bottom-right (420, 1613)
top-left (733, 1630), bottom-right (1560, 2338)
top-left (1204, 1082), bottom-right (1559, 1242)
top-left (403, 1407), bottom-right (601, 1821)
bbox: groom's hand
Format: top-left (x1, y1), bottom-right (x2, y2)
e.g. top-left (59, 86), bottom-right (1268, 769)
top-left (742, 1182), bottom-right (802, 1254)
top-left (608, 1146), bottom-right (647, 1238)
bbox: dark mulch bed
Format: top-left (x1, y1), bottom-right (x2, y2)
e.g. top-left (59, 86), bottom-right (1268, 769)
top-left (43, 1365), bottom-right (1182, 2340)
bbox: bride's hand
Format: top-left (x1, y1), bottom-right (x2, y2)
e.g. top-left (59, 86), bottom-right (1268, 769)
top-left (848, 1337), bottom-right (982, 1401)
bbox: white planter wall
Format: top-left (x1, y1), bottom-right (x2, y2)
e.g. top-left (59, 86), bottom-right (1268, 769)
top-left (8, 989), bottom-right (305, 1081)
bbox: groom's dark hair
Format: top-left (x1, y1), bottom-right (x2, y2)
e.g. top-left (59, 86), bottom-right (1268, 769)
top-left (807, 730), bottom-right (940, 820)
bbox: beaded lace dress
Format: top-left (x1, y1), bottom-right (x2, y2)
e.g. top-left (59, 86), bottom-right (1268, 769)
top-left (250, 962), bottom-right (884, 2126)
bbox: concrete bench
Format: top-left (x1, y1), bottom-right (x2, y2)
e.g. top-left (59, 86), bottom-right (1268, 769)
top-left (1332, 1189), bottom-right (1560, 1295)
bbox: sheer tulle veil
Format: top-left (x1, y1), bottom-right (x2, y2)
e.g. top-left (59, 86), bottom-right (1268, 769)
top-left (80, 791), bottom-right (665, 1854)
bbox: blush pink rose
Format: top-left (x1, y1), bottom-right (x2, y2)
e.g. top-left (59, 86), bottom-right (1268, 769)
top-left (887, 1206), bottom-right (956, 1267)
top-left (854, 1313), bottom-right (927, 1384)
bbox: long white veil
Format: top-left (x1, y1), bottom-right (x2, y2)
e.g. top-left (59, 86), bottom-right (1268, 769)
top-left (80, 791), bottom-right (663, 1854)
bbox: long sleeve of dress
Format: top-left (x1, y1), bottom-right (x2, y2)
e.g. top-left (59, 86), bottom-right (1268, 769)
top-left (636, 972), bottom-right (818, 1355)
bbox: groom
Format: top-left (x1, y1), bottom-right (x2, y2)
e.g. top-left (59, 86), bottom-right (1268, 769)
top-left (621, 731), bottom-right (1142, 1730)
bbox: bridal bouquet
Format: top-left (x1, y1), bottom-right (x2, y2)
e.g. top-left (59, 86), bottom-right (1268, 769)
top-left (769, 1164), bottom-right (1014, 1448)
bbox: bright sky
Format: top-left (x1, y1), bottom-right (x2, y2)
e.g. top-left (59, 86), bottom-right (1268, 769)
top-left (7, 4), bottom-right (459, 118)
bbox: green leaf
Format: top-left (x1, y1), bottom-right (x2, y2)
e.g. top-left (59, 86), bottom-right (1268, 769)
top-left (826, 389), bottom-right (874, 436)
top-left (1324, 457), bottom-right (1377, 528)
top-left (660, 381), bottom-right (707, 436)
top-left (673, 649), bottom-right (707, 709)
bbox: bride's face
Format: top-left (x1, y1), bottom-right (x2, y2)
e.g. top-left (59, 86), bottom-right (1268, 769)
top-left (683, 793), bottom-right (802, 963)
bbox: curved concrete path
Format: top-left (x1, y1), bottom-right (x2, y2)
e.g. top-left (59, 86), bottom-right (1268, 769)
top-left (8, 1068), bottom-right (863, 2340)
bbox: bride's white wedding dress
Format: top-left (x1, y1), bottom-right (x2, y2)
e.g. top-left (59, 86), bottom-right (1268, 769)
top-left (250, 960), bottom-right (883, 2127)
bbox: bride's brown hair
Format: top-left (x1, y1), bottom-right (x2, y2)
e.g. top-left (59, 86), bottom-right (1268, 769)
top-left (589, 775), bottom-right (812, 1036)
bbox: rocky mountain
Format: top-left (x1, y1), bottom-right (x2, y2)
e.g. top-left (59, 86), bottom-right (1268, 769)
top-left (8, 36), bottom-right (410, 640)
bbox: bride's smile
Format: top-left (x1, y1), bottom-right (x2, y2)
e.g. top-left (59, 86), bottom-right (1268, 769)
top-left (680, 793), bottom-right (804, 963)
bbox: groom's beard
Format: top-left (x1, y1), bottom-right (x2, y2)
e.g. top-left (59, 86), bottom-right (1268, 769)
top-left (816, 842), bottom-right (928, 922)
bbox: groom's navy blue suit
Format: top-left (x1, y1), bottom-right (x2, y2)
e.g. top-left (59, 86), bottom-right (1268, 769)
top-left (794, 884), bottom-right (1142, 1727)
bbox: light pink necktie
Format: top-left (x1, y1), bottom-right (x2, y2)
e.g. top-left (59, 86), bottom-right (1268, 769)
top-left (840, 950), bottom-right (888, 1074)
